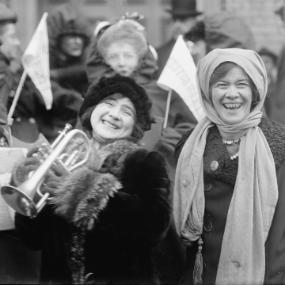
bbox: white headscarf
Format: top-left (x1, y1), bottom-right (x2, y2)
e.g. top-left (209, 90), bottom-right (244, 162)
top-left (173, 48), bottom-right (278, 284)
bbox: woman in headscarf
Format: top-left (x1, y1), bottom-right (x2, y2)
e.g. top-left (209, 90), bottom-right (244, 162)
top-left (13, 75), bottom-right (171, 285)
top-left (174, 48), bottom-right (285, 285)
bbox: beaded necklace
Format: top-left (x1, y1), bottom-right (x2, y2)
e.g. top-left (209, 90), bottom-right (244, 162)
top-left (222, 138), bottom-right (240, 160)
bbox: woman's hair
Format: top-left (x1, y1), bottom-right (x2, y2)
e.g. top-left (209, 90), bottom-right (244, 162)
top-left (97, 19), bottom-right (148, 60)
top-left (209, 62), bottom-right (260, 110)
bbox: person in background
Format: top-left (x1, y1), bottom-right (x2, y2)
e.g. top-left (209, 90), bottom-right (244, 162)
top-left (270, 6), bottom-right (285, 125)
top-left (0, 2), bottom-right (33, 146)
top-left (259, 47), bottom-right (278, 85)
top-left (0, 4), bottom-right (78, 147)
top-left (47, 3), bottom-right (91, 96)
top-left (32, 3), bottom-right (92, 143)
top-left (174, 48), bottom-right (285, 285)
top-left (156, 0), bottom-right (202, 76)
top-left (183, 20), bottom-right (206, 65)
top-left (184, 11), bottom-right (256, 65)
top-left (0, 4), bottom-right (42, 283)
top-left (13, 75), bottom-right (170, 285)
top-left (258, 47), bottom-right (279, 118)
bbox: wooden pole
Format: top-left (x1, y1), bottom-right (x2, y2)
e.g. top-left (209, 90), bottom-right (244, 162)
top-left (7, 70), bottom-right (27, 127)
top-left (162, 89), bottom-right (172, 130)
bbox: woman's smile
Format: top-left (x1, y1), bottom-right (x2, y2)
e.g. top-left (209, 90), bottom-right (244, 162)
top-left (101, 118), bottom-right (119, 129)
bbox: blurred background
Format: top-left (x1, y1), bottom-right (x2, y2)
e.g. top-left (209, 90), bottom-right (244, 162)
top-left (4, 0), bottom-right (285, 54)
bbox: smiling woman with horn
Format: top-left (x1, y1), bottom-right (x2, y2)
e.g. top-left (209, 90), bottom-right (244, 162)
top-left (12, 75), bottom-right (171, 285)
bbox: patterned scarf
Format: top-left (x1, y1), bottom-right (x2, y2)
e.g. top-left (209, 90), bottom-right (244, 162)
top-left (173, 48), bottom-right (278, 284)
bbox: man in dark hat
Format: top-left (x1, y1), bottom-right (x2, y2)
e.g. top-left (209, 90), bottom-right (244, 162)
top-left (156, 0), bottom-right (202, 76)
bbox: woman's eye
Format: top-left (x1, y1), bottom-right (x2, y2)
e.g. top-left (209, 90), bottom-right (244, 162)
top-left (122, 110), bottom-right (133, 117)
top-left (237, 82), bottom-right (249, 87)
top-left (124, 53), bottom-right (134, 59)
top-left (216, 82), bottom-right (227, 88)
top-left (104, 100), bottom-right (115, 106)
top-left (106, 55), bottom-right (117, 61)
top-left (121, 107), bottom-right (134, 117)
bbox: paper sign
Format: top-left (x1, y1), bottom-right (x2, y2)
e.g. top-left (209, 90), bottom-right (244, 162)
top-left (0, 148), bottom-right (27, 230)
top-left (157, 35), bottom-right (205, 121)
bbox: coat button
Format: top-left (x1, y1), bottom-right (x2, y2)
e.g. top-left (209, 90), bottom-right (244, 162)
top-left (210, 160), bottom-right (219, 171)
top-left (205, 183), bottom-right (213, 192)
top-left (183, 179), bottom-right (189, 187)
top-left (232, 260), bottom-right (241, 268)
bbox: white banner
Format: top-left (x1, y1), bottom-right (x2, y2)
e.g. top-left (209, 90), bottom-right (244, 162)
top-left (0, 147), bottom-right (27, 230)
top-left (22, 12), bottom-right (52, 110)
top-left (157, 35), bottom-right (205, 121)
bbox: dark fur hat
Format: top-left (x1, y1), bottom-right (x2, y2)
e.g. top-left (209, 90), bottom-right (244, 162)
top-left (79, 75), bottom-right (153, 140)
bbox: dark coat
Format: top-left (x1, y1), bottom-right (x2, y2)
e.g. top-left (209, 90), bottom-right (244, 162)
top-left (176, 118), bottom-right (285, 285)
top-left (14, 140), bottom-right (171, 285)
top-left (268, 46), bottom-right (285, 124)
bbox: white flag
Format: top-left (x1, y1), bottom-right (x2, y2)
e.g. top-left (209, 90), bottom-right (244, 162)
top-left (157, 35), bottom-right (205, 121)
top-left (22, 13), bottom-right (52, 110)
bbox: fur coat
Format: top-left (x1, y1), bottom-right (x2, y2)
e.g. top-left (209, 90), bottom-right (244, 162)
top-left (14, 139), bottom-right (171, 285)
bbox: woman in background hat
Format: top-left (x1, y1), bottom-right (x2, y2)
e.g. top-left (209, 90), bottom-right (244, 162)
top-left (13, 75), bottom-right (171, 285)
top-left (175, 48), bottom-right (285, 284)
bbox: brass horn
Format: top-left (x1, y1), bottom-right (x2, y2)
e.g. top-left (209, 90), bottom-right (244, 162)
top-left (1, 124), bottom-right (90, 218)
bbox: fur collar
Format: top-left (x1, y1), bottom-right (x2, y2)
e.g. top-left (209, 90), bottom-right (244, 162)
top-left (52, 139), bottom-right (141, 229)
top-left (87, 139), bottom-right (140, 176)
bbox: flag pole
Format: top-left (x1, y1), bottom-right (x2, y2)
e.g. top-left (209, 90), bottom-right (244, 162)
top-left (162, 89), bottom-right (172, 131)
top-left (7, 70), bottom-right (28, 126)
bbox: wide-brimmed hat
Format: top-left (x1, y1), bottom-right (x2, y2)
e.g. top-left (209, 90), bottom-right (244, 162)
top-left (166, 0), bottom-right (202, 18)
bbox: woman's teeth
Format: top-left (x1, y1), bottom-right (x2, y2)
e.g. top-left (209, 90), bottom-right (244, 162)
top-left (224, 103), bottom-right (241, 109)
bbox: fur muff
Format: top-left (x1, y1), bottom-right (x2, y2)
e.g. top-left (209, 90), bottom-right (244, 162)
top-left (52, 169), bottom-right (120, 230)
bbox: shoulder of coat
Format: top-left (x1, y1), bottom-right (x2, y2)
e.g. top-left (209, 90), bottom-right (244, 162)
top-left (260, 117), bottom-right (285, 168)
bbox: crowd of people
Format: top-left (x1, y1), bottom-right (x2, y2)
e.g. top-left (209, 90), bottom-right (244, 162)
top-left (0, 0), bottom-right (285, 284)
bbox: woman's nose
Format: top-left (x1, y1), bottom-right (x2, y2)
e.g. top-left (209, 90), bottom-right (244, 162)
top-left (226, 86), bottom-right (239, 98)
top-left (117, 55), bottom-right (126, 66)
top-left (74, 37), bottom-right (82, 44)
top-left (108, 106), bottom-right (120, 119)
